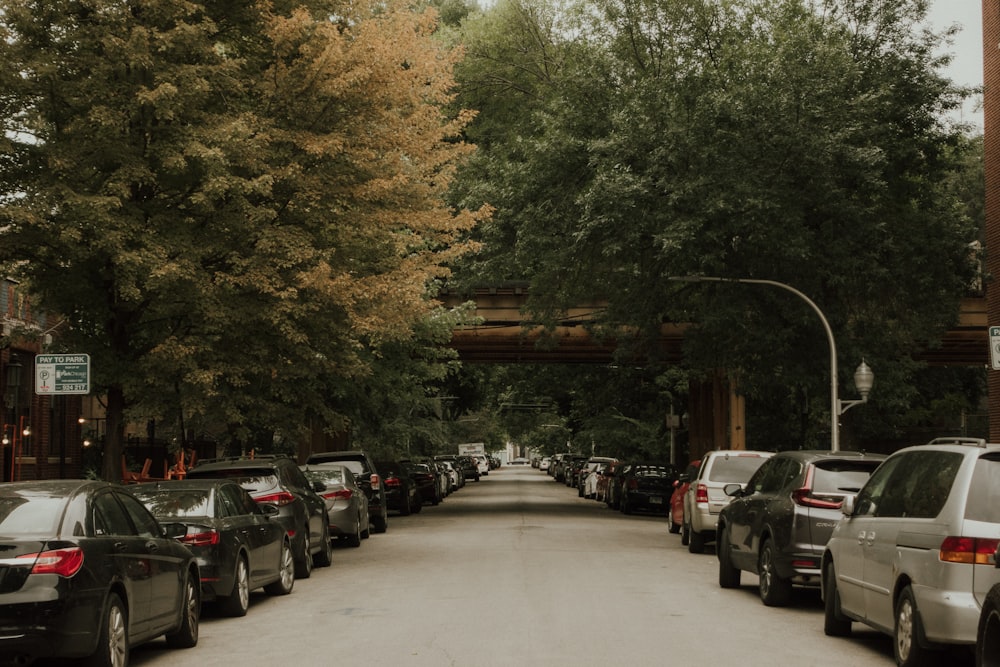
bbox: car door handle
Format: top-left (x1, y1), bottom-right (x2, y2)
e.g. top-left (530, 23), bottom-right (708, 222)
top-left (144, 540), bottom-right (160, 552)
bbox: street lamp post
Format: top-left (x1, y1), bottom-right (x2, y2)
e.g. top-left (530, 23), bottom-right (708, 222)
top-left (669, 276), bottom-right (873, 452)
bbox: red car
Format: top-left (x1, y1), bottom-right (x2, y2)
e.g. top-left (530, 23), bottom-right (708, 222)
top-left (670, 460), bottom-right (700, 536)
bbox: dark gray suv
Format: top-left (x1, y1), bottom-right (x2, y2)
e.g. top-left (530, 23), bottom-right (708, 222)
top-left (716, 449), bottom-right (885, 606)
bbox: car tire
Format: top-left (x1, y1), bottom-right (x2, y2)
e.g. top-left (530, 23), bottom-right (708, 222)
top-left (294, 530), bottom-right (313, 579)
top-left (345, 517), bottom-right (362, 547)
top-left (218, 555), bottom-right (250, 617)
top-left (895, 585), bottom-right (936, 667)
top-left (668, 518), bottom-right (681, 534)
top-left (164, 572), bottom-right (200, 649)
top-left (373, 510), bottom-right (388, 533)
top-left (718, 529), bottom-right (741, 589)
top-left (313, 525), bottom-right (333, 568)
top-left (86, 593), bottom-right (128, 667)
top-left (758, 538), bottom-right (792, 607)
top-left (411, 493), bottom-right (423, 514)
top-left (681, 520), bottom-right (690, 546)
top-left (688, 528), bottom-right (705, 554)
top-left (264, 539), bottom-right (295, 596)
top-left (978, 583), bottom-right (1000, 667)
top-left (823, 563), bottom-right (851, 637)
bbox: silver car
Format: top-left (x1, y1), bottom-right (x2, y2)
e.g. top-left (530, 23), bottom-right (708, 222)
top-left (822, 437), bottom-right (1000, 666)
top-left (300, 463), bottom-right (371, 547)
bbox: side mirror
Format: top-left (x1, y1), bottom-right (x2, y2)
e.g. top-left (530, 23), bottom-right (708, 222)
top-left (160, 522), bottom-right (187, 539)
top-left (841, 495), bottom-right (856, 516)
top-left (723, 483), bottom-right (743, 497)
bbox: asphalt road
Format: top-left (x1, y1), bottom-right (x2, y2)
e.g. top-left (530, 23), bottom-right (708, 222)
top-left (124, 465), bottom-right (925, 667)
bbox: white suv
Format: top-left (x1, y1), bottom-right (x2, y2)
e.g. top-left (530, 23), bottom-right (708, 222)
top-left (822, 437), bottom-right (1000, 666)
top-left (683, 449), bottom-right (774, 553)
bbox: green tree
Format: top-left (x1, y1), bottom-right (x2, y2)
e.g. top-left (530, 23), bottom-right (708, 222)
top-left (448, 0), bottom-right (981, 449)
top-left (0, 0), bottom-right (482, 479)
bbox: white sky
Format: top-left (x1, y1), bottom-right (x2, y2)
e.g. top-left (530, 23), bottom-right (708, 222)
top-left (928, 0), bottom-right (983, 127)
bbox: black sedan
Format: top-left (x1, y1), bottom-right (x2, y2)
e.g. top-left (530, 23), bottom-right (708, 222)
top-left (132, 479), bottom-right (295, 617)
top-left (619, 462), bottom-right (677, 515)
top-left (0, 480), bottom-right (200, 666)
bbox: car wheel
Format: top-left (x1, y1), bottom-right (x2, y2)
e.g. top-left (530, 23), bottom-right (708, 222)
top-left (688, 528), bottom-right (705, 554)
top-left (313, 524), bottom-right (333, 568)
top-left (758, 539), bottom-right (792, 607)
top-left (895, 585), bottom-right (936, 667)
top-left (681, 520), bottom-right (690, 546)
top-left (345, 516), bottom-right (362, 547)
top-left (218, 555), bottom-right (250, 617)
top-left (978, 583), bottom-right (1000, 667)
top-left (823, 562), bottom-right (851, 637)
top-left (399, 495), bottom-right (412, 516)
top-left (718, 528), bottom-right (741, 589)
top-left (86, 593), bottom-right (127, 667)
top-left (373, 509), bottom-right (388, 533)
top-left (411, 493), bottom-right (423, 514)
top-left (668, 518), bottom-right (681, 534)
top-left (294, 530), bottom-right (313, 579)
top-left (264, 539), bottom-right (295, 595)
top-left (164, 572), bottom-right (200, 648)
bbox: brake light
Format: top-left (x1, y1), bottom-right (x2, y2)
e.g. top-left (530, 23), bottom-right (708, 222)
top-left (180, 528), bottom-right (221, 547)
top-left (20, 547), bottom-right (84, 577)
top-left (940, 537), bottom-right (1000, 564)
top-left (323, 489), bottom-right (353, 501)
top-left (254, 491), bottom-right (296, 506)
top-left (370, 474), bottom-right (381, 491)
top-left (384, 476), bottom-right (401, 488)
top-left (791, 488), bottom-right (843, 509)
top-left (695, 484), bottom-right (709, 504)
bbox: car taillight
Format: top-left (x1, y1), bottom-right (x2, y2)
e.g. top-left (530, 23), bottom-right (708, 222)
top-left (20, 547), bottom-right (84, 577)
top-left (254, 491), bottom-right (296, 506)
top-left (370, 474), bottom-right (381, 491)
top-left (790, 488), bottom-right (843, 509)
top-left (384, 476), bottom-right (401, 488)
top-left (180, 527), bottom-right (221, 547)
top-left (695, 484), bottom-right (709, 504)
top-left (323, 489), bottom-right (353, 501)
top-left (940, 537), bottom-right (1000, 564)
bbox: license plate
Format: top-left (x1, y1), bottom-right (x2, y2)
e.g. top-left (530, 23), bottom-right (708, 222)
top-left (650, 497), bottom-right (663, 504)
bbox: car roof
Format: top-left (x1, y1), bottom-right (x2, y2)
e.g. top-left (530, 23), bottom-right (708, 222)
top-left (769, 449), bottom-right (887, 463)
top-left (189, 456), bottom-right (289, 472)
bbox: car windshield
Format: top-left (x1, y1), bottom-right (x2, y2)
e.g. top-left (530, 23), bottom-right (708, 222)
top-left (707, 455), bottom-right (769, 482)
top-left (0, 495), bottom-right (65, 536)
top-left (965, 453), bottom-right (1000, 523)
top-left (304, 469), bottom-right (345, 486)
top-left (812, 461), bottom-right (883, 493)
top-left (133, 490), bottom-right (211, 518)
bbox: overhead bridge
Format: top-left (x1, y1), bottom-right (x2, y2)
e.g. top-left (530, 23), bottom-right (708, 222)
top-left (440, 286), bottom-right (988, 366)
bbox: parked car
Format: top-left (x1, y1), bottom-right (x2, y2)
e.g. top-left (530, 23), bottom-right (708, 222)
top-left (375, 460), bottom-right (422, 515)
top-left (307, 450), bottom-right (389, 533)
top-left (979, 581), bottom-right (1000, 667)
top-left (565, 455), bottom-right (590, 488)
top-left (822, 437), bottom-right (1000, 666)
top-left (595, 460), bottom-right (622, 503)
top-left (438, 459), bottom-right (462, 492)
top-left (472, 454), bottom-right (491, 476)
top-left (539, 456), bottom-right (552, 472)
top-left (670, 460), bottom-right (700, 535)
top-left (716, 450), bottom-right (885, 606)
top-left (132, 478), bottom-right (295, 616)
top-left (579, 456), bottom-right (618, 498)
top-left (0, 480), bottom-right (200, 666)
top-left (683, 449), bottom-right (774, 553)
top-left (403, 461), bottom-right (443, 506)
top-left (186, 455), bottom-right (332, 578)
top-left (619, 462), bottom-right (676, 515)
top-left (300, 463), bottom-right (371, 547)
top-left (456, 456), bottom-right (481, 483)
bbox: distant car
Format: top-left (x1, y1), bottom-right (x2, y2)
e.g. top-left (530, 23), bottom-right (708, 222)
top-left (300, 463), bottom-right (371, 547)
top-left (132, 479), bottom-right (295, 616)
top-left (683, 450), bottom-right (774, 553)
top-left (456, 456), bottom-right (481, 483)
top-left (0, 480), bottom-right (200, 666)
top-left (669, 460), bottom-right (700, 536)
top-left (595, 461), bottom-right (622, 503)
top-left (186, 455), bottom-right (332, 578)
top-left (539, 457), bottom-right (552, 472)
top-left (579, 457), bottom-right (618, 498)
top-left (403, 461), bottom-right (443, 506)
top-left (472, 454), bottom-right (491, 476)
top-left (716, 450), bottom-right (885, 606)
top-left (375, 460), bottom-right (422, 515)
top-left (619, 462), bottom-right (676, 514)
top-left (511, 457), bottom-right (530, 465)
top-left (307, 450), bottom-right (388, 533)
top-left (979, 581), bottom-right (1000, 667)
top-left (822, 437), bottom-right (1000, 665)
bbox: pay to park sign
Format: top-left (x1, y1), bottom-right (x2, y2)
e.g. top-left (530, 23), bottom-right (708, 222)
top-left (34, 354), bottom-right (90, 395)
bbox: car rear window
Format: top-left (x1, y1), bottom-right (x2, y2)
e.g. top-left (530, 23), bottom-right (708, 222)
top-left (965, 454), bottom-right (1000, 523)
top-left (812, 461), bottom-right (882, 494)
top-left (303, 469), bottom-right (345, 486)
top-left (189, 470), bottom-right (281, 496)
top-left (0, 496), bottom-right (65, 536)
top-left (133, 489), bottom-right (211, 518)
top-left (706, 455), bottom-right (769, 483)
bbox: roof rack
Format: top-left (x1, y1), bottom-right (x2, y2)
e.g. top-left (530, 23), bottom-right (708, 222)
top-left (924, 437), bottom-right (988, 448)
